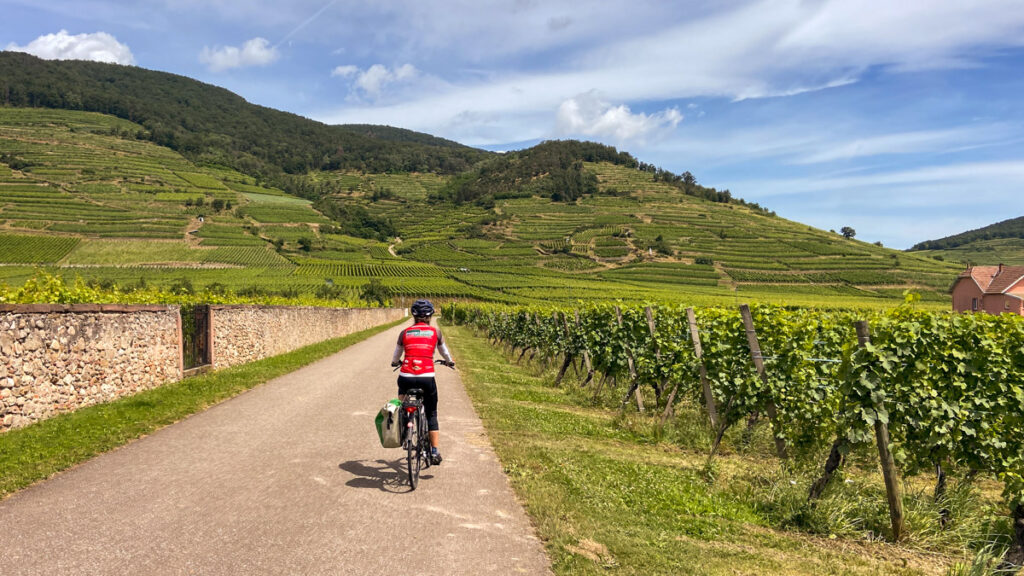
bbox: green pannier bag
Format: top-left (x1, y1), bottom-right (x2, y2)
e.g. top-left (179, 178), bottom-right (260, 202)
top-left (375, 398), bottom-right (403, 448)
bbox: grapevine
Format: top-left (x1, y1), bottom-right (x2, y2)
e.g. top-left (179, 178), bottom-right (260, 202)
top-left (444, 301), bottom-right (1024, 556)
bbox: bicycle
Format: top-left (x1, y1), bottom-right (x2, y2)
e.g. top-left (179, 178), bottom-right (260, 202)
top-left (400, 386), bottom-right (430, 490)
top-left (396, 359), bottom-right (454, 490)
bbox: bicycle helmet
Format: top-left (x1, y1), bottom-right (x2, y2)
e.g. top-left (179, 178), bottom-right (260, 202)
top-left (410, 299), bottom-right (435, 318)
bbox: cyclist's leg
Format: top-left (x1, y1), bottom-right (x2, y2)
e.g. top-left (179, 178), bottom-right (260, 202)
top-left (397, 374), bottom-right (414, 402)
top-left (424, 377), bottom-right (439, 448)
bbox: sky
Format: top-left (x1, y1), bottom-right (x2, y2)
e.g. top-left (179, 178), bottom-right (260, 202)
top-left (3, 0), bottom-right (1024, 249)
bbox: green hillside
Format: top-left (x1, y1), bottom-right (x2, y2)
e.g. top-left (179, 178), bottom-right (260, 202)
top-left (0, 107), bottom-right (962, 307)
top-left (0, 52), bottom-right (490, 188)
top-left (910, 216), bottom-right (1024, 265)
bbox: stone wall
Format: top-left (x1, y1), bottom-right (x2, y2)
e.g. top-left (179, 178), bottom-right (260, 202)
top-left (210, 306), bottom-right (405, 369)
top-left (0, 304), bottom-right (181, 431)
top-left (0, 304), bottom-right (404, 433)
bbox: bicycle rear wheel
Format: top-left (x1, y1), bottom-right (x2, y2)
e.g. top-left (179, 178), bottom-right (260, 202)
top-left (419, 410), bottom-right (431, 470)
top-left (406, 409), bottom-right (421, 490)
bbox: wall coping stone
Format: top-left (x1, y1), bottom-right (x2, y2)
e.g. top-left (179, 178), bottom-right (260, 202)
top-left (209, 305), bottom-right (403, 312)
top-left (0, 304), bottom-right (177, 313)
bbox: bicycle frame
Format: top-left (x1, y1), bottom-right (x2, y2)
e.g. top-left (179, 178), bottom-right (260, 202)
top-left (401, 389), bottom-right (430, 490)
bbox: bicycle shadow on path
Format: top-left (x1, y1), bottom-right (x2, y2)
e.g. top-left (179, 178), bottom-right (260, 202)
top-left (339, 459), bottom-right (434, 493)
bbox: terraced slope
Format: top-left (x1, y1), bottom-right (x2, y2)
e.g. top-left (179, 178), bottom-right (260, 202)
top-left (912, 238), bottom-right (1024, 267)
top-left (910, 216), bottom-right (1024, 266)
top-left (0, 108), bottom-right (962, 307)
top-left (0, 109), bottom-right (458, 300)
top-left (348, 162), bottom-right (961, 304)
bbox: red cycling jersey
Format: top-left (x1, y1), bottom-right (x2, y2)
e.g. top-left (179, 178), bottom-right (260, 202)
top-left (399, 322), bottom-right (440, 377)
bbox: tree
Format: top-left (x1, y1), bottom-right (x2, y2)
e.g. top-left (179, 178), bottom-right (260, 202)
top-left (840, 226), bottom-right (856, 239)
top-left (360, 278), bottom-right (389, 306)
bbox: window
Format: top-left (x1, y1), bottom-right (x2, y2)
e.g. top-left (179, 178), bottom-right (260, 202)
top-left (972, 298), bottom-right (979, 311)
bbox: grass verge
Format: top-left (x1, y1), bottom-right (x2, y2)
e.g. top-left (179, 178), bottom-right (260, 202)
top-left (447, 324), bottom-right (988, 576)
top-left (0, 317), bottom-right (404, 498)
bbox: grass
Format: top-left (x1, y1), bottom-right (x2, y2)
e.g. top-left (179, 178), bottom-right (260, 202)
top-left (446, 324), bottom-right (1002, 575)
top-left (0, 317), bottom-right (405, 499)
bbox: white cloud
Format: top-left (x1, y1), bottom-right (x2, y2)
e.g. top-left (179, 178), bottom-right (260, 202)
top-left (710, 159), bottom-right (1024, 248)
top-left (334, 63), bottom-right (420, 99)
top-left (163, 0), bottom-right (666, 62)
top-left (315, 0), bottom-right (1024, 145)
top-left (199, 37), bottom-right (279, 72)
top-left (746, 160), bottom-right (1024, 198)
top-left (5, 29), bottom-right (134, 65)
top-left (331, 64), bottom-right (358, 77)
top-left (640, 121), bottom-right (1018, 174)
top-left (794, 127), bottom-right (1011, 164)
top-left (555, 92), bottom-right (681, 144)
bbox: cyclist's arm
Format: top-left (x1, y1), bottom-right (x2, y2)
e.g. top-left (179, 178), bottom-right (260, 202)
top-left (391, 331), bottom-right (404, 365)
top-left (436, 329), bottom-right (453, 363)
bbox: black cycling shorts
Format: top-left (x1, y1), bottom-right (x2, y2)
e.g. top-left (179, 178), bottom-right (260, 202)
top-left (397, 375), bottom-right (439, 431)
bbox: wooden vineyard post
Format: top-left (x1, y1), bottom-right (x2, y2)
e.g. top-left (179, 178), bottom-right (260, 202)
top-left (856, 320), bottom-right (904, 542)
top-left (644, 306), bottom-right (666, 404)
top-left (662, 307), bottom-right (719, 427)
top-left (739, 304), bottom-right (788, 461)
top-left (691, 307), bottom-right (718, 428)
top-left (615, 306), bottom-right (644, 413)
top-left (575, 310), bottom-right (594, 387)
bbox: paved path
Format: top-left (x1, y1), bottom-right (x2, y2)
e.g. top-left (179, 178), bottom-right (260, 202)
top-left (0, 325), bottom-right (551, 575)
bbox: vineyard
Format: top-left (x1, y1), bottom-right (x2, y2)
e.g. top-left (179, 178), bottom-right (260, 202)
top-left (445, 301), bottom-right (1024, 568)
top-left (291, 260), bottom-right (447, 278)
top-left (0, 107), bottom-right (971, 309)
top-left (0, 233), bottom-right (79, 263)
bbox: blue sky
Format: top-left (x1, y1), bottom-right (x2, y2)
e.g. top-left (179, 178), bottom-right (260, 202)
top-left (3, 0), bottom-right (1024, 248)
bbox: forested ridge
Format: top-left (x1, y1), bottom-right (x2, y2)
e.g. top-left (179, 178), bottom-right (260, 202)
top-left (0, 52), bottom-right (490, 182)
top-left (437, 139), bottom-right (768, 210)
top-left (912, 215), bottom-right (1024, 250)
top-left (0, 52), bottom-right (767, 212)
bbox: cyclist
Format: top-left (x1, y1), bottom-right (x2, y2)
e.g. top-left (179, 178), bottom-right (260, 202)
top-left (391, 299), bottom-right (454, 465)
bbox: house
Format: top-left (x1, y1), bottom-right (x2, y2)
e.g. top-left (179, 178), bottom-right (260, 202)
top-left (951, 264), bottom-right (1024, 315)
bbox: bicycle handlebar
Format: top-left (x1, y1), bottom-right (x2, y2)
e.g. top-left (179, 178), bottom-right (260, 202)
top-left (392, 359), bottom-right (454, 370)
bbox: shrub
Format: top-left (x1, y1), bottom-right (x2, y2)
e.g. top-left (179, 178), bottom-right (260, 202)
top-left (360, 278), bottom-right (389, 306)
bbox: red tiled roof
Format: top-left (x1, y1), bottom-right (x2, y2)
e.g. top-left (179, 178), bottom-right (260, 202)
top-left (961, 266), bottom-right (1024, 294)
